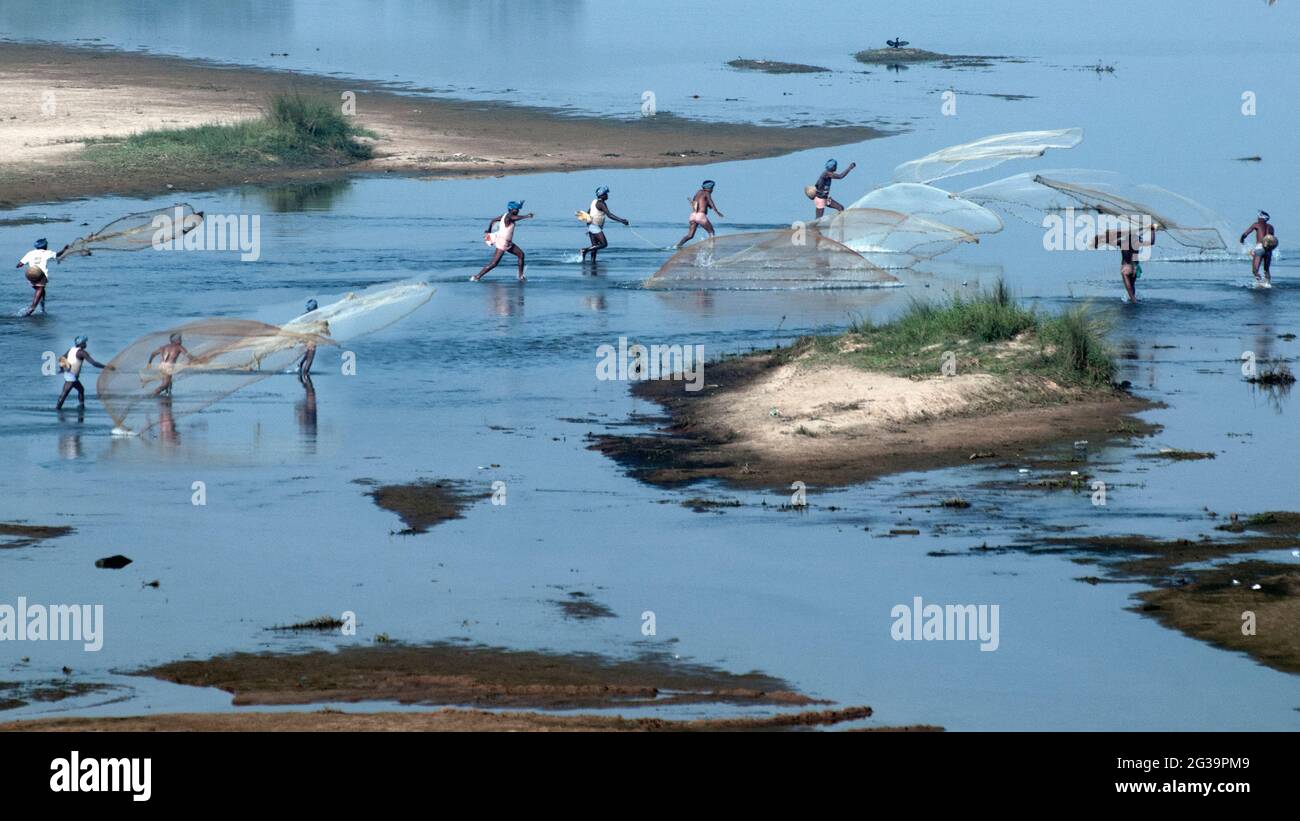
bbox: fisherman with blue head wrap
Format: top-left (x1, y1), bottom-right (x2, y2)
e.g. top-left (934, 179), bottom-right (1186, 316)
top-left (473, 199), bottom-right (534, 282)
top-left (56, 334), bottom-right (107, 410)
top-left (16, 237), bottom-right (59, 316)
top-left (810, 157), bottom-right (856, 219)
top-left (675, 180), bottom-right (726, 249)
top-left (579, 185), bottom-right (630, 263)
top-left (1240, 210), bottom-right (1277, 287)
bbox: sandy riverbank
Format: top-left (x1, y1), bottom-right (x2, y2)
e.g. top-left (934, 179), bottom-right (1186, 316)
top-left (593, 340), bottom-right (1154, 490)
top-left (0, 42), bottom-right (885, 208)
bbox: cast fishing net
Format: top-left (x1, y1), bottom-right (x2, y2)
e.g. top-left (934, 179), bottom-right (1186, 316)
top-left (646, 229), bottom-right (899, 289)
top-left (812, 207), bottom-right (981, 268)
top-left (97, 319), bottom-right (332, 435)
top-left (959, 170), bottom-right (1230, 255)
top-left (284, 282), bottom-right (436, 342)
top-left (892, 128), bottom-right (1084, 184)
top-left (57, 204), bottom-right (203, 259)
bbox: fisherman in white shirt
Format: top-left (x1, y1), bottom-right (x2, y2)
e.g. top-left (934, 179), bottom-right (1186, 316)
top-left (15, 237), bottom-right (58, 316)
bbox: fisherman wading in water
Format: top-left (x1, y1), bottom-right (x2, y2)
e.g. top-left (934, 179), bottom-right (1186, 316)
top-left (297, 298), bottom-right (319, 375)
top-left (16, 238), bottom-right (57, 316)
top-left (1093, 221), bottom-right (1158, 303)
top-left (147, 333), bottom-right (190, 397)
top-left (473, 201), bottom-right (533, 282)
top-left (675, 180), bottom-right (724, 248)
top-left (56, 335), bottom-right (106, 410)
top-left (1240, 210), bottom-right (1277, 288)
top-left (580, 186), bottom-right (629, 263)
top-left (810, 159), bottom-right (856, 219)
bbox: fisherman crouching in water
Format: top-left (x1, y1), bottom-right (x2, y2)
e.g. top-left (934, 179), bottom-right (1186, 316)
top-left (56, 335), bottom-right (107, 410)
top-left (1240, 210), bottom-right (1277, 288)
top-left (580, 186), bottom-right (630, 263)
top-left (810, 159), bottom-right (855, 219)
top-left (473, 201), bottom-right (533, 282)
top-left (675, 180), bottom-right (724, 248)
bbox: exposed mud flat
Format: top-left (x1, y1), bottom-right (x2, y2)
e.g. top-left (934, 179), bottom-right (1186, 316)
top-left (727, 59), bottom-right (831, 74)
top-left (1, 705), bottom-right (906, 732)
top-left (937, 512), bottom-right (1300, 675)
top-left (0, 523), bottom-right (74, 549)
top-left (136, 642), bottom-right (829, 711)
top-left (364, 479), bottom-right (488, 534)
top-left (0, 680), bottom-right (117, 712)
top-left (853, 48), bottom-right (1014, 67)
top-left (590, 348), bottom-right (1155, 490)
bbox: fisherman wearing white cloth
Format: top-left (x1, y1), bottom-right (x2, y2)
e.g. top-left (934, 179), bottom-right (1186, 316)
top-left (15, 237), bottom-right (57, 316)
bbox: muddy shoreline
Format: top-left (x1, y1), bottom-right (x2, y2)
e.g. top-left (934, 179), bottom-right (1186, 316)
top-left (0, 42), bottom-right (886, 208)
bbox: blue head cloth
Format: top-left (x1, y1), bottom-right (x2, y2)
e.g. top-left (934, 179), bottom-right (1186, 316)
top-left (825, 159), bottom-right (838, 171)
top-left (35, 238), bottom-right (48, 250)
top-left (701, 180), bottom-right (715, 191)
top-left (305, 299), bottom-right (318, 313)
top-left (595, 186), bottom-right (610, 198)
top-left (507, 200), bottom-right (524, 211)
top-left (74, 335), bottom-right (88, 347)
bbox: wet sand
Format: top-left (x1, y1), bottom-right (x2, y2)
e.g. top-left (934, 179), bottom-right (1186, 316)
top-left (3, 706), bottom-right (921, 732)
top-left (361, 479), bottom-right (489, 535)
top-left (138, 642), bottom-right (824, 710)
top-left (592, 345), bottom-right (1155, 489)
top-left (0, 42), bottom-right (885, 208)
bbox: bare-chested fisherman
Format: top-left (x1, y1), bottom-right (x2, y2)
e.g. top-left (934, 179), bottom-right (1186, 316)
top-left (675, 180), bottom-right (725, 248)
top-left (147, 333), bottom-right (190, 396)
top-left (812, 159), bottom-right (856, 219)
top-left (297, 298), bottom-right (319, 375)
top-left (1240, 210), bottom-right (1276, 288)
top-left (580, 186), bottom-right (629, 263)
top-left (56, 335), bottom-right (106, 410)
top-left (472, 200), bottom-right (533, 282)
top-left (1093, 222), bottom-right (1158, 303)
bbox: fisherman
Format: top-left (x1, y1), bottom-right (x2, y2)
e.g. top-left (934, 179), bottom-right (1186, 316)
top-left (297, 299), bottom-right (319, 375)
top-left (580, 186), bottom-right (630, 263)
top-left (1093, 222), bottom-right (1158, 303)
top-left (675, 180), bottom-right (725, 248)
top-left (811, 159), bottom-right (856, 219)
top-left (16, 238), bottom-right (57, 316)
top-left (56, 335), bottom-right (106, 410)
top-left (472, 201), bottom-right (533, 282)
top-left (147, 333), bottom-right (189, 397)
top-left (1240, 210), bottom-right (1277, 287)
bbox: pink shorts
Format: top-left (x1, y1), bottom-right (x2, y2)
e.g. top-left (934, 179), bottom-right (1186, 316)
top-left (814, 197), bottom-right (828, 209)
top-left (689, 212), bottom-right (709, 226)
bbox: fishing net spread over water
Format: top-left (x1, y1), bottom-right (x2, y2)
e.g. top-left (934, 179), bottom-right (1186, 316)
top-left (97, 319), bottom-right (332, 434)
top-left (892, 128), bottom-right (1084, 184)
top-left (285, 282), bottom-right (435, 342)
top-left (846, 183), bottom-right (1004, 237)
top-left (960, 170), bottom-right (1230, 255)
top-left (812, 207), bottom-right (981, 268)
top-left (57, 204), bottom-right (203, 259)
top-left (646, 229), bottom-right (899, 289)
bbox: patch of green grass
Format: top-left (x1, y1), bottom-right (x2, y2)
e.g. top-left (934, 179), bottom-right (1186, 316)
top-left (794, 281), bottom-right (1117, 387)
top-left (81, 92), bottom-right (374, 174)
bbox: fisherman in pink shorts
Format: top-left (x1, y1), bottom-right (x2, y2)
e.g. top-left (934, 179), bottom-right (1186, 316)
top-left (812, 159), bottom-right (856, 219)
top-left (472, 200), bottom-right (533, 282)
top-left (674, 180), bottom-right (725, 248)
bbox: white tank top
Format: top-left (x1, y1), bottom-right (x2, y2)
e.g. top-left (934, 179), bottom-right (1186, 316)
top-left (588, 199), bottom-right (606, 227)
top-left (497, 212), bottom-right (515, 244)
top-left (66, 346), bottom-right (82, 376)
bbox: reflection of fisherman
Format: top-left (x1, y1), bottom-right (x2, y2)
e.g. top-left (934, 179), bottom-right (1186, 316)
top-left (811, 159), bottom-right (856, 219)
top-left (580, 186), bottom-right (629, 263)
top-left (675, 180), bottom-right (724, 248)
top-left (57, 335), bottom-right (106, 409)
top-left (473, 201), bottom-right (533, 282)
top-left (16, 238), bottom-right (57, 316)
top-left (1092, 222), bottom-right (1158, 303)
top-left (297, 299), bottom-right (319, 374)
top-left (1240, 210), bottom-right (1276, 287)
top-left (147, 333), bottom-right (190, 396)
